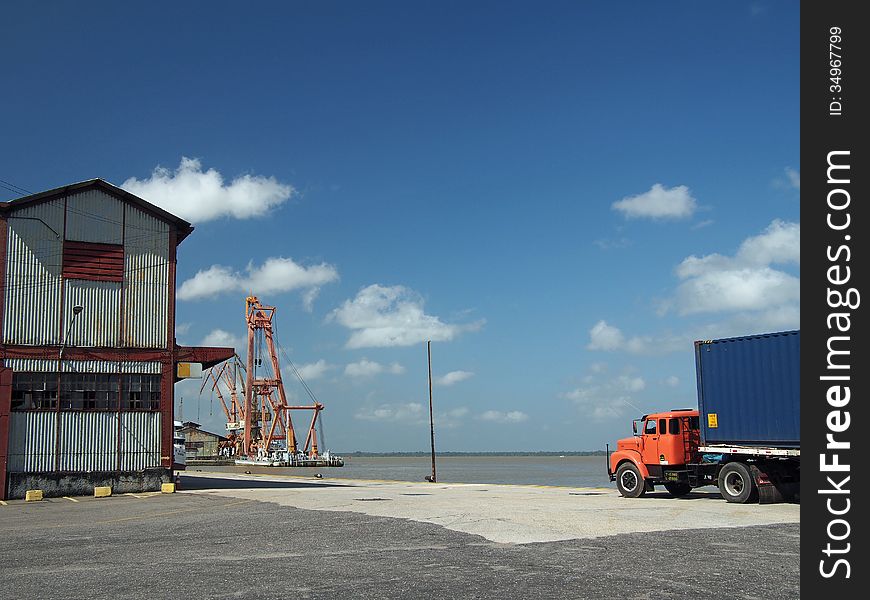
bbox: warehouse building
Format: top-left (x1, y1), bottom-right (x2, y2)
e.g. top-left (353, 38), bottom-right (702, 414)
top-left (180, 421), bottom-right (229, 460)
top-left (0, 179), bottom-right (234, 499)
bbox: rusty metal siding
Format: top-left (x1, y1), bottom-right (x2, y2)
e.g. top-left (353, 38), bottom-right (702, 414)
top-left (3, 202), bottom-right (64, 345)
top-left (64, 279), bottom-right (122, 347)
top-left (119, 412), bottom-right (161, 470)
top-left (6, 412), bottom-right (56, 472)
top-left (64, 190), bottom-right (124, 244)
top-left (123, 206), bottom-right (169, 349)
top-left (3, 359), bottom-right (161, 374)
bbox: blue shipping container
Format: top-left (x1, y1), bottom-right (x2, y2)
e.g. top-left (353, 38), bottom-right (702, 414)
top-left (695, 330), bottom-right (799, 447)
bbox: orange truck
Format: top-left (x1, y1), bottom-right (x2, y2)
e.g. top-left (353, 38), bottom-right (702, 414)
top-left (607, 331), bottom-right (800, 504)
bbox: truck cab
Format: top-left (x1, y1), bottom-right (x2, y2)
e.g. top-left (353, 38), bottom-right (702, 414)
top-left (608, 409), bottom-right (700, 498)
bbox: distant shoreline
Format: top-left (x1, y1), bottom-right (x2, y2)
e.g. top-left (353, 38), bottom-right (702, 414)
top-left (336, 451), bottom-right (607, 457)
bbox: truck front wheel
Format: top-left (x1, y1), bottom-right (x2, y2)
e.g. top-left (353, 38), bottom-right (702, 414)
top-left (718, 462), bottom-right (758, 504)
top-left (616, 463), bottom-right (646, 498)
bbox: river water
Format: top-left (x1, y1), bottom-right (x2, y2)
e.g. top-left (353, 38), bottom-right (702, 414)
top-left (198, 455), bottom-right (614, 488)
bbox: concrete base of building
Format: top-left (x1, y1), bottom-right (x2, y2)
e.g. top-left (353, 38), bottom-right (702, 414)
top-left (4, 468), bottom-right (171, 500)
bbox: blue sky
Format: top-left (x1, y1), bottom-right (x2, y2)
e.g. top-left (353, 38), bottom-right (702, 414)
top-left (1, 2), bottom-right (799, 451)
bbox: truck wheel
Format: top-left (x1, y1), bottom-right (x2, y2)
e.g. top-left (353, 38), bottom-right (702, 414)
top-left (718, 462), bottom-right (758, 503)
top-left (616, 463), bottom-right (646, 498)
top-left (664, 482), bottom-right (692, 497)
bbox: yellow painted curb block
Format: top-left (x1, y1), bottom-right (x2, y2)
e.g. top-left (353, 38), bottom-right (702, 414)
top-left (94, 486), bottom-right (112, 498)
top-left (161, 483), bottom-right (176, 494)
top-left (25, 489), bottom-right (44, 502)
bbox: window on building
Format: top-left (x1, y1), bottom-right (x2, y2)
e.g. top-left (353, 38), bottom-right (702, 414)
top-left (11, 372), bottom-right (160, 411)
top-left (59, 373), bottom-right (119, 410)
top-left (122, 374), bottom-right (161, 410)
top-left (11, 373), bottom-right (58, 410)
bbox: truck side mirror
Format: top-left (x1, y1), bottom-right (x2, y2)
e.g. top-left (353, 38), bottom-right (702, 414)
top-left (632, 420), bottom-right (638, 434)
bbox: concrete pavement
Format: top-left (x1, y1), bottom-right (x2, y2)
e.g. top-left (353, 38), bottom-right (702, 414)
top-left (180, 470), bottom-right (800, 544)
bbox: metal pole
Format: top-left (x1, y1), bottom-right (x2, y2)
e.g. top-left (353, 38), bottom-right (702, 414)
top-left (427, 340), bottom-right (436, 483)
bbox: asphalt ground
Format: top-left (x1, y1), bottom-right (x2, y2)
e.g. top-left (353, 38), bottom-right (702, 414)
top-left (0, 475), bottom-right (800, 600)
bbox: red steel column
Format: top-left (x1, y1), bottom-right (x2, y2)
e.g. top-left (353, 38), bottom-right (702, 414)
top-left (0, 217), bottom-right (8, 499)
top-left (161, 228), bottom-right (178, 469)
top-left (0, 215), bottom-right (8, 343)
top-left (0, 368), bottom-right (12, 500)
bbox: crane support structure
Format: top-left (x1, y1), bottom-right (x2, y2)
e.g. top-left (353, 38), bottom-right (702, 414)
top-left (200, 296), bottom-right (343, 468)
top-left (244, 295), bottom-right (325, 459)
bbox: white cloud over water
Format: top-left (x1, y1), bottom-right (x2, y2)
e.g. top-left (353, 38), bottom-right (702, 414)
top-left (329, 284), bottom-right (483, 349)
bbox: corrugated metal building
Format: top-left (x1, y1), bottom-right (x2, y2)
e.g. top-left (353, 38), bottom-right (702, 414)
top-left (180, 422), bottom-right (228, 459)
top-left (0, 179), bottom-right (234, 499)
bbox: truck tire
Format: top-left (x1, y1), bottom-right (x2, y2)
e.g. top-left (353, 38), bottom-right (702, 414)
top-left (616, 462), bottom-right (646, 498)
top-left (718, 462), bottom-right (758, 503)
top-left (664, 482), bottom-right (692, 497)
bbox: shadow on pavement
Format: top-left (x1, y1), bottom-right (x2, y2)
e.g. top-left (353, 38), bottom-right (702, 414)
top-left (643, 490), bottom-right (800, 504)
top-left (178, 475), bottom-right (353, 491)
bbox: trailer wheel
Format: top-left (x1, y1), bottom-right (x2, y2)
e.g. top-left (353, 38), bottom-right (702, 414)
top-left (664, 482), bottom-right (692, 497)
top-left (616, 463), bottom-right (646, 498)
top-left (718, 462), bottom-right (758, 503)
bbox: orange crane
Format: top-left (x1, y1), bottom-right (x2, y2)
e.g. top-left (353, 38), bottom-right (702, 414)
top-left (201, 296), bottom-right (340, 466)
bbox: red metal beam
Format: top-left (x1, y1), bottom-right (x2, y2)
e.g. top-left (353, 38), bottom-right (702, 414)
top-left (0, 368), bottom-right (11, 500)
top-left (174, 346), bottom-right (235, 370)
top-left (0, 216), bottom-right (7, 343)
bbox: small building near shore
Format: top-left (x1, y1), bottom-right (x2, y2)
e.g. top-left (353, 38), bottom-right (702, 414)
top-left (0, 179), bottom-right (235, 499)
top-left (181, 421), bottom-right (227, 459)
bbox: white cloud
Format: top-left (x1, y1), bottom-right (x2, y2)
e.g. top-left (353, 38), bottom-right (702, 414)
top-left (329, 284), bottom-right (483, 349)
top-left (612, 184), bottom-right (697, 220)
top-left (675, 267), bottom-right (799, 315)
top-left (344, 359), bottom-right (406, 378)
top-left (587, 320), bottom-right (685, 355)
top-left (664, 375), bottom-right (680, 388)
top-left (355, 402), bottom-right (425, 424)
top-left (736, 219), bottom-right (800, 267)
top-left (200, 328), bottom-right (246, 351)
top-left (616, 375), bottom-right (646, 392)
top-left (438, 406), bottom-right (471, 429)
top-left (773, 167), bottom-right (800, 191)
top-left (561, 373), bottom-right (647, 420)
top-left (434, 370), bottom-right (475, 386)
top-left (673, 220), bottom-right (800, 315)
top-left (479, 410), bottom-right (529, 423)
top-left (587, 321), bottom-right (624, 351)
top-left (178, 256), bottom-right (338, 304)
top-left (354, 403), bottom-right (470, 428)
top-left (122, 157), bottom-right (294, 222)
top-left (295, 359), bottom-right (333, 381)
top-left (785, 167), bottom-right (800, 190)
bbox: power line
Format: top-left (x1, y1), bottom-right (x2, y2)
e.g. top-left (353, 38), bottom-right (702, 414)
top-left (0, 179), bottom-right (32, 196)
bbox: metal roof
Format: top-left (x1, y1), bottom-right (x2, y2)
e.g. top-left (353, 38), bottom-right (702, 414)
top-left (0, 178), bottom-right (194, 244)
